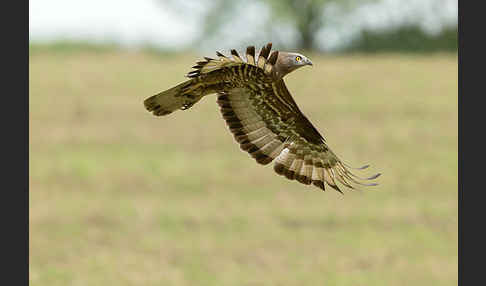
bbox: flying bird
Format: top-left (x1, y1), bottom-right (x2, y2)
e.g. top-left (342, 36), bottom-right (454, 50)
top-left (143, 43), bottom-right (380, 193)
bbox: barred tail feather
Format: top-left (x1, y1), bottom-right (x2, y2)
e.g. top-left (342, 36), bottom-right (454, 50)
top-left (144, 80), bottom-right (204, 116)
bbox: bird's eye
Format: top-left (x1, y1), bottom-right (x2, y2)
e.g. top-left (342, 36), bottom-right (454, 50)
top-left (295, 56), bottom-right (302, 61)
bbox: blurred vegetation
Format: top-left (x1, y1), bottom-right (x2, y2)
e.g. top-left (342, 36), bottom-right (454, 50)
top-left (162, 0), bottom-right (375, 51)
top-left (344, 25), bottom-right (457, 53)
top-left (161, 0), bottom-right (456, 53)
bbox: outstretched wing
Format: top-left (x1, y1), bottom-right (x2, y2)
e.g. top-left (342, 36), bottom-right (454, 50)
top-left (217, 80), bottom-right (380, 193)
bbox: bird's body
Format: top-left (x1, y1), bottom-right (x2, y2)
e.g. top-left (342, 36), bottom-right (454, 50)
top-left (144, 43), bottom-right (379, 192)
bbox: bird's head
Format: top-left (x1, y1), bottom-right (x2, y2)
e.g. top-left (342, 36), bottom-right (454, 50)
top-left (274, 52), bottom-right (313, 79)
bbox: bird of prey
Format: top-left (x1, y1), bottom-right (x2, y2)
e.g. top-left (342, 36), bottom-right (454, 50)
top-left (143, 43), bottom-right (380, 193)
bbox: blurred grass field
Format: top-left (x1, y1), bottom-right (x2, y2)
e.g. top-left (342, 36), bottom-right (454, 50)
top-left (29, 48), bottom-right (457, 286)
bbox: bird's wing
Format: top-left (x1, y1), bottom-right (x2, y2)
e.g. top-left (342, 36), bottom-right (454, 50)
top-left (217, 80), bottom-right (380, 193)
top-left (186, 42), bottom-right (277, 79)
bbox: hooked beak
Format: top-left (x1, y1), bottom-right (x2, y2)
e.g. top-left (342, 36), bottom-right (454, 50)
top-left (306, 58), bottom-right (313, 66)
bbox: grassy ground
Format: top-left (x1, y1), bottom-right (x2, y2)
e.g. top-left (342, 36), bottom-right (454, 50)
top-left (29, 48), bottom-right (457, 286)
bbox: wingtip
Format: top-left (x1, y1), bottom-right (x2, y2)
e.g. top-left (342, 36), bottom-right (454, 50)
top-left (267, 51), bottom-right (279, 65)
top-left (343, 162), bottom-right (370, 170)
top-left (231, 49), bottom-right (240, 57)
top-left (370, 173), bottom-right (381, 180)
top-left (246, 45), bottom-right (255, 55)
top-left (259, 43), bottom-right (271, 59)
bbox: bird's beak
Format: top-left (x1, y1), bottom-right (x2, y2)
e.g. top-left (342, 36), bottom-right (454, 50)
top-left (306, 58), bottom-right (313, 66)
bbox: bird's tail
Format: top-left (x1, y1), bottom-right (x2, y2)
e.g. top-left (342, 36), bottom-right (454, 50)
top-left (143, 79), bottom-right (206, 116)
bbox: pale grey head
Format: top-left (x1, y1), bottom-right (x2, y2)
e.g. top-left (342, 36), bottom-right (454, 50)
top-left (273, 52), bottom-right (313, 79)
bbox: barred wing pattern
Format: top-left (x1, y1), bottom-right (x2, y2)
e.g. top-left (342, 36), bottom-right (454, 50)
top-left (189, 44), bottom-right (380, 192)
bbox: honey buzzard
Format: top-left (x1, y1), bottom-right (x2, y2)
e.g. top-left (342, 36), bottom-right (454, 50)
top-left (143, 43), bottom-right (380, 193)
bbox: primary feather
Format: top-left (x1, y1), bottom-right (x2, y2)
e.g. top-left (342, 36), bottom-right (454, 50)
top-left (143, 43), bottom-right (380, 193)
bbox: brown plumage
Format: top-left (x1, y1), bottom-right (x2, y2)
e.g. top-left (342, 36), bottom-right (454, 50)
top-left (143, 43), bottom-right (380, 193)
